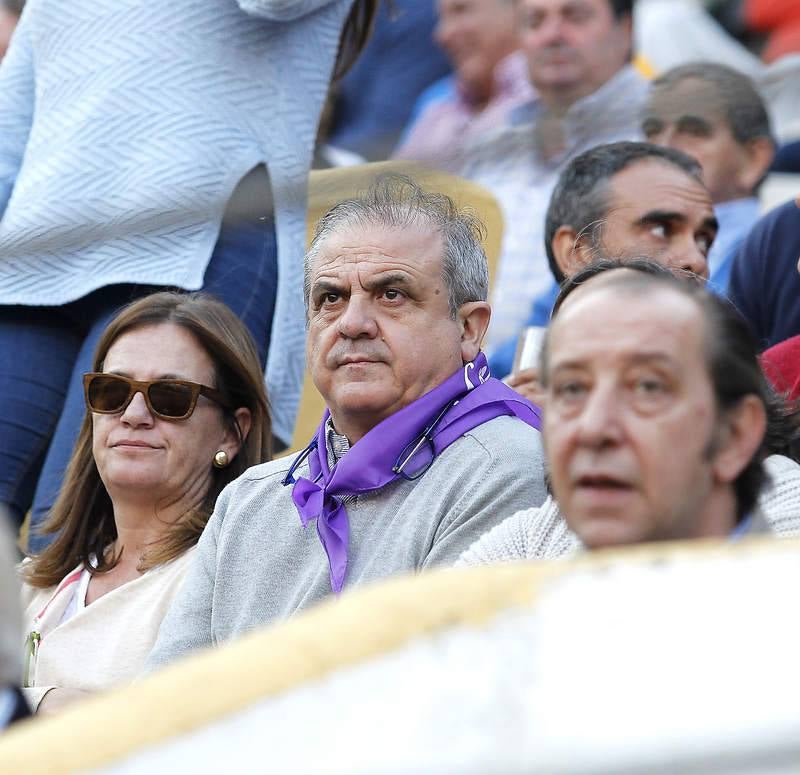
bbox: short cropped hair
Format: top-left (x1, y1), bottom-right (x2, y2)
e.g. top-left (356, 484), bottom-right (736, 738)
top-left (649, 62), bottom-right (773, 146)
top-left (541, 259), bottom-right (770, 521)
top-left (544, 141), bottom-right (702, 284)
top-left (305, 174), bottom-right (489, 318)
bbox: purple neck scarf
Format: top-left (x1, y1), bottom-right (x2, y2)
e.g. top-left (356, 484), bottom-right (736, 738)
top-left (285, 353), bottom-right (541, 593)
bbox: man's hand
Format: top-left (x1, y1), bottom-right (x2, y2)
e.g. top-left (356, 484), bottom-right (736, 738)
top-left (507, 367), bottom-right (546, 407)
top-left (37, 687), bottom-right (92, 715)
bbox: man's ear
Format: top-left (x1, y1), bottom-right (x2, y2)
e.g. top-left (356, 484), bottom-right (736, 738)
top-left (738, 137), bottom-right (775, 195)
top-left (552, 225), bottom-right (593, 278)
top-left (458, 301), bottom-right (491, 362)
top-left (711, 395), bottom-right (767, 484)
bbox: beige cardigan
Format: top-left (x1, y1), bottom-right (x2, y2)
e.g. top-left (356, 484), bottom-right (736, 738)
top-left (20, 547), bottom-right (195, 710)
top-left (456, 454), bottom-right (800, 568)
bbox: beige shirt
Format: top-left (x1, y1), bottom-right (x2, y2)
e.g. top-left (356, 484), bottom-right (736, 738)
top-left (20, 548), bottom-right (195, 710)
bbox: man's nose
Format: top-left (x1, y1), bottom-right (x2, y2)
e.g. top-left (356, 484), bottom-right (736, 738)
top-left (665, 242), bottom-right (709, 280)
top-left (574, 384), bottom-right (624, 449)
top-left (536, 15), bottom-right (568, 45)
top-left (120, 390), bottom-right (155, 426)
top-left (650, 125), bottom-right (676, 148)
top-left (336, 295), bottom-right (379, 339)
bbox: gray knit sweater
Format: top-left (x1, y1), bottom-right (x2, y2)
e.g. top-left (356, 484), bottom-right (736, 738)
top-left (147, 415), bottom-right (547, 668)
top-left (456, 454), bottom-right (800, 567)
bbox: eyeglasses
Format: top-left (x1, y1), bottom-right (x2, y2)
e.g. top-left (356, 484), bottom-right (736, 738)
top-left (83, 373), bottom-right (229, 420)
top-left (392, 397), bottom-right (459, 481)
top-left (281, 398), bottom-right (460, 489)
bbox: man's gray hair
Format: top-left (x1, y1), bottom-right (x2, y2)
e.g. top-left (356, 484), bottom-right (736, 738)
top-left (0, 509), bottom-right (21, 687)
top-left (305, 174), bottom-right (489, 318)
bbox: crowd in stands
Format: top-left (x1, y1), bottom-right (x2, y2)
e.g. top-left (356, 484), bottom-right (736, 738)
top-left (0, 0), bottom-right (799, 754)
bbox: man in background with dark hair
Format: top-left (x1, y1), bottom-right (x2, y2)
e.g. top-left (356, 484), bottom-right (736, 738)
top-left (541, 141), bottom-right (714, 283)
top-left (643, 61), bottom-right (775, 292)
top-left (466, 0), bottom-right (647, 355)
top-left (491, 140), bottom-right (718, 378)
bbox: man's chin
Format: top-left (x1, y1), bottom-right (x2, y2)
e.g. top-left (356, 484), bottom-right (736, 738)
top-left (328, 388), bottom-right (400, 424)
top-left (569, 511), bottom-right (650, 551)
top-left (531, 65), bottom-right (582, 89)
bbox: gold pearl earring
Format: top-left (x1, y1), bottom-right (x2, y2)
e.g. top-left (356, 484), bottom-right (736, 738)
top-left (213, 450), bottom-right (229, 469)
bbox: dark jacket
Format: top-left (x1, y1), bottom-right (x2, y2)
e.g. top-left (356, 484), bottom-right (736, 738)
top-left (727, 200), bottom-right (800, 350)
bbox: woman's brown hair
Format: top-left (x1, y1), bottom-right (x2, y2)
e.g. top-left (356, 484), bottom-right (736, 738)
top-left (332, 0), bottom-right (380, 81)
top-left (24, 292), bottom-right (271, 588)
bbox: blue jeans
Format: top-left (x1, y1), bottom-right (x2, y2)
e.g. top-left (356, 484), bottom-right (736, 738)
top-left (0, 213), bottom-right (277, 550)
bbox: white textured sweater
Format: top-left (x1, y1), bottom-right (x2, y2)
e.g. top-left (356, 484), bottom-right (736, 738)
top-left (457, 455), bottom-right (800, 567)
top-left (20, 548), bottom-right (195, 710)
top-left (0, 0), bottom-right (353, 442)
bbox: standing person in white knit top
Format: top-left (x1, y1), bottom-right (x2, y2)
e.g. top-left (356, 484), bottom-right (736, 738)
top-left (0, 0), bottom-right (378, 552)
top-left (460, 261), bottom-right (795, 567)
top-left (20, 292), bottom-right (272, 715)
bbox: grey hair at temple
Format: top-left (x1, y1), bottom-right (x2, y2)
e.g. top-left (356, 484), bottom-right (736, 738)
top-left (544, 141), bottom-right (703, 284)
top-left (304, 174), bottom-right (490, 319)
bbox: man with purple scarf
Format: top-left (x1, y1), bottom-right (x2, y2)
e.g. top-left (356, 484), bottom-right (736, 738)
top-left (147, 176), bottom-right (547, 667)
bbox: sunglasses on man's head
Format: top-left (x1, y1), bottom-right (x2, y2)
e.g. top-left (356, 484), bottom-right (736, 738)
top-left (82, 373), bottom-right (229, 420)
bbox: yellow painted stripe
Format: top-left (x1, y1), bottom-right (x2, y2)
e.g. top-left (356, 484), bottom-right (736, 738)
top-left (0, 537), bottom-right (793, 773)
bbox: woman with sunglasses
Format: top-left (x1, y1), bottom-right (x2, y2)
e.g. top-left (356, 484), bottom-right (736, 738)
top-left (18, 291), bottom-right (271, 715)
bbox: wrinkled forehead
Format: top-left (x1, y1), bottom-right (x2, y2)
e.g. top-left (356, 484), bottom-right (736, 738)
top-left (308, 220), bottom-right (444, 277)
top-left (549, 276), bottom-right (708, 368)
top-left (607, 159), bottom-right (713, 217)
top-left (646, 77), bottom-right (728, 127)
